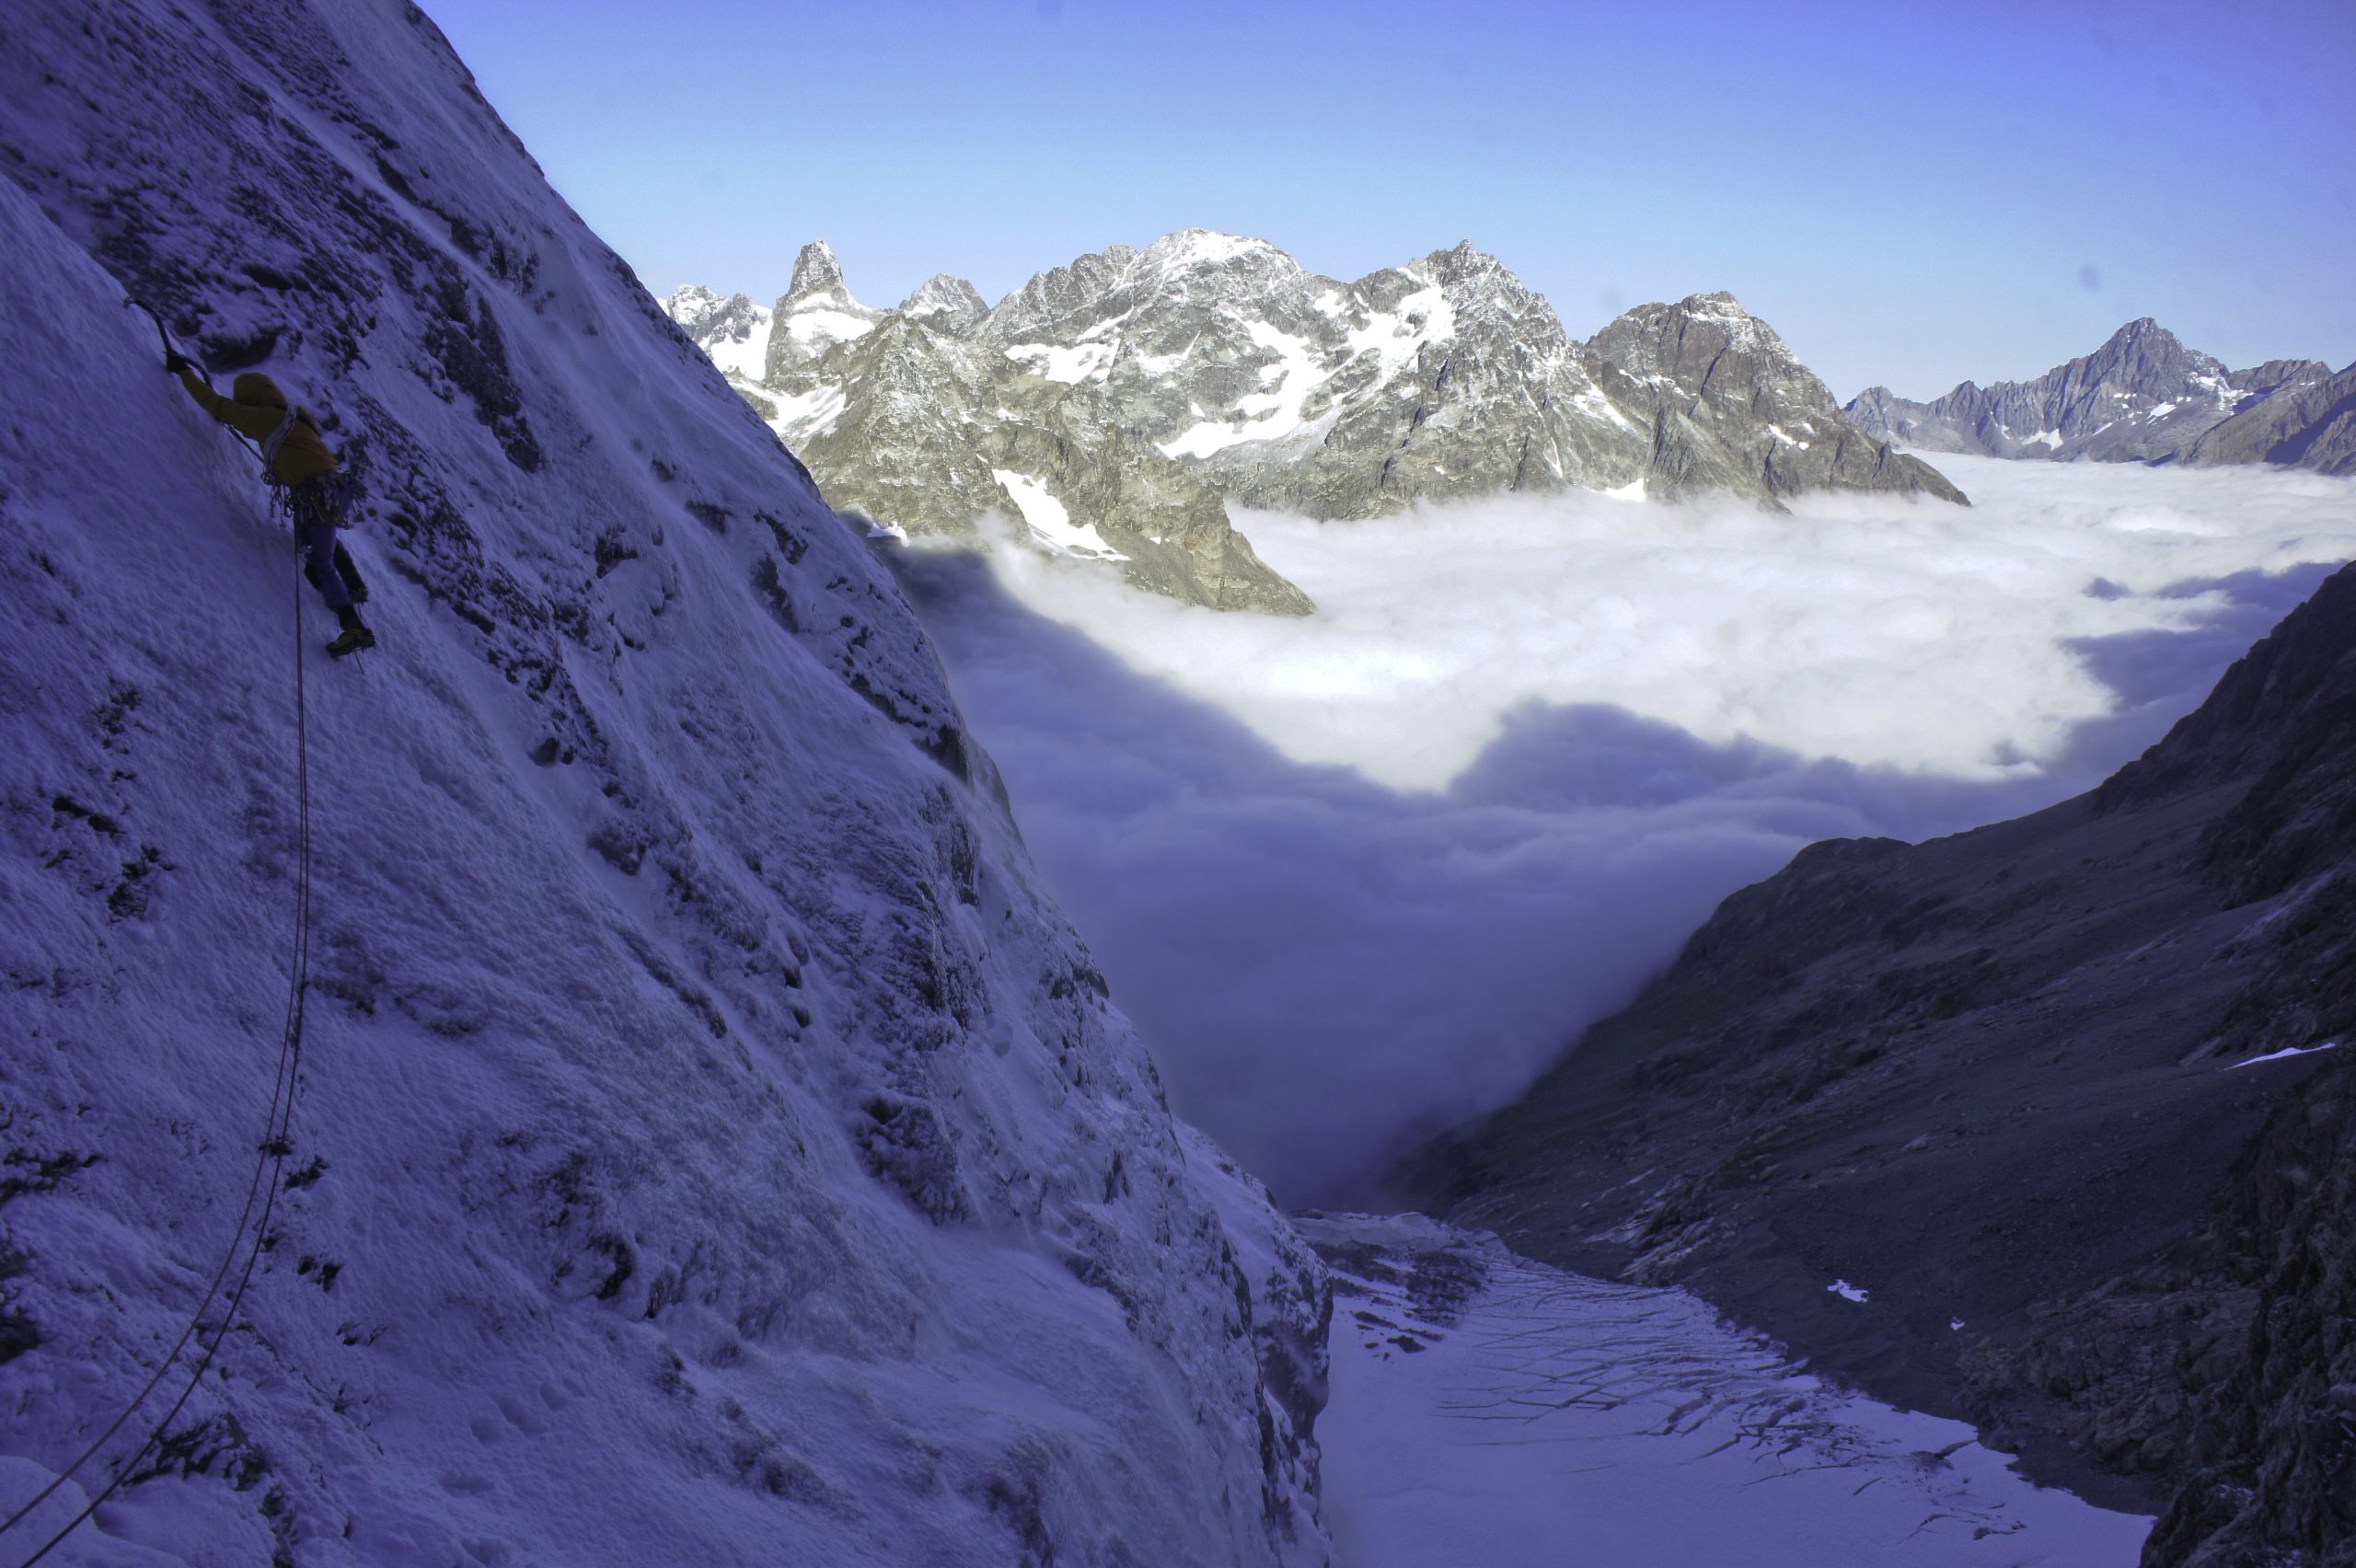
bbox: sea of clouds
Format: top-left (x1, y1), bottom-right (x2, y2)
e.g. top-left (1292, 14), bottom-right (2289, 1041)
top-left (898, 455), bottom-right (2356, 1205)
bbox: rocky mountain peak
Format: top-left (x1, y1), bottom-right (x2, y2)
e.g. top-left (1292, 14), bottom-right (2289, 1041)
top-left (787, 237), bottom-right (847, 300)
top-left (897, 272), bottom-right (987, 332)
top-left (1586, 293), bottom-right (1967, 504)
top-left (1588, 292), bottom-right (1817, 403)
top-left (766, 238), bottom-right (884, 377)
top-left (1140, 227), bottom-right (1285, 271)
top-left (665, 282), bottom-right (722, 317)
top-left (1836, 315), bottom-right (2337, 467)
top-left (664, 284), bottom-right (763, 341)
top-left (1414, 239), bottom-right (1521, 295)
top-left (687, 231), bottom-right (1969, 605)
top-left (2082, 316), bottom-right (2220, 384)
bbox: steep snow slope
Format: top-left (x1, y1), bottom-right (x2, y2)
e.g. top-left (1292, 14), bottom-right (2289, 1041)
top-left (0, 5), bottom-right (1325, 1564)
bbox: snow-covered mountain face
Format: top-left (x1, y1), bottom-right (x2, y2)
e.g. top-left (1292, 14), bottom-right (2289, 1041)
top-left (1846, 318), bottom-right (2335, 465)
top-left (663, 283), bottom-right (771, 381)
top-left (0, 5), bottom-right (1328, 1564)
top-left (669, 232), bottom-right (1967, 613)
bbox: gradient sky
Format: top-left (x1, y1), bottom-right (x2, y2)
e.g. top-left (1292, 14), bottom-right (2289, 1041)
top-left (427, 0), bottom-right (2355, 399)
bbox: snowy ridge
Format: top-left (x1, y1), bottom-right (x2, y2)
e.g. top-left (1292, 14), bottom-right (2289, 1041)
top-left (664, 284), bottom-right (773, 382)
top-left (674, 232), bottom-right (1963, 610)
top-left (0, 4), bottom-right (1327, 1563)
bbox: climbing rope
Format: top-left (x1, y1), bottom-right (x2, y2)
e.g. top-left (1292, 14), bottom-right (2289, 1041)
top-left (3, 547), bottom-right (316, 1566)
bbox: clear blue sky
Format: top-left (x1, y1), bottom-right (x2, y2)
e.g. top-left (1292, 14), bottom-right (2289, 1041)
top-left (427, 0), bottom-right (2355, 399)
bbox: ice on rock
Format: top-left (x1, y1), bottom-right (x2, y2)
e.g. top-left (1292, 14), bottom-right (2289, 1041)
top-left (2226, 1041), bottom-right (2341, 1070)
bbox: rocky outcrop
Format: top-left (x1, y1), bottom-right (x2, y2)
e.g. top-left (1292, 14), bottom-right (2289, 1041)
top-left (2143, 1055), bottom-right (2356, 1567)
top-left (1846, 319), bottom-right (2332, 466)
top-left (2188, 360), bottom-right (2356, 477)
top-left (1406, 559), bottom-right (2356, 1546)
top-left (758, 304), bottom-right (1315, 615)
top-left (670, 232), bottom-right (1969, 612)
top-left (896, 272), bottom-right (987, 333)
top-left (1590, 292), bottom-right (1968, 504)
top-left (762, 238), bottom-right (884, 377)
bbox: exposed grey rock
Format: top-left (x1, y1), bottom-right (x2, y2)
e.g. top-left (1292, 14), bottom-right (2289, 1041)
top-left (1589, 292), bottom-right (1968, 505)
top-left (763, 238), bottom-right (884, 377)
top-left (672, 231), bottom-right (1969, 614)
top-left (897, 273), bottom-right (987, 335)
top-left (1403, 559), bottom-right (2356, 1541)
top-left (1845, 320), bottom-right (2332, 466)
top-left (2188, 359), bottom-right (2356, 477)
top-left (766, 308), bottom-right (1313, 615)
top-left (978, 232), bottom-right (1665, 520)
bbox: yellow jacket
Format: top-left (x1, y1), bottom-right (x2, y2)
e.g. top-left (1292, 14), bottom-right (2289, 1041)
top-left (177, 368), bottom-right (339, 488)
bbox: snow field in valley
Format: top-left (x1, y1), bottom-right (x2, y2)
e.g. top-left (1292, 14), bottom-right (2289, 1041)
top-left (1305, 1215), bottom-right (2153, 1567)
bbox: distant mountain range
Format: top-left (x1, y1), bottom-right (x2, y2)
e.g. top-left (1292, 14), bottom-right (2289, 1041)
top-left (668, 234), bottom-right (1966, 613)
top-left (1847, 319), bottom-right (2355, 473)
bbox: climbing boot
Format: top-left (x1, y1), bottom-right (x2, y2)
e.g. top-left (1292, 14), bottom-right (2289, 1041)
top-left (328, 605), bottom-right (376, 658)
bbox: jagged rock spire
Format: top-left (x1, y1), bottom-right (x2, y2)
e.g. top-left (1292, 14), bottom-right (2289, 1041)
top-left (788, 238), bottom-right (846, 299)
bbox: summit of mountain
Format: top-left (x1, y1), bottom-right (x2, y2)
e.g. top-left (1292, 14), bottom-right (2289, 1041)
top-left (1588, 292), bottom-right (1969, 504)
top-left (1846, 319), bottom-right (2336, 467)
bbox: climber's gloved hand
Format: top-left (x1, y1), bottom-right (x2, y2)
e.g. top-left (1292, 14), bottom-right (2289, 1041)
top-left (164, 351), bottom-right (193, 375)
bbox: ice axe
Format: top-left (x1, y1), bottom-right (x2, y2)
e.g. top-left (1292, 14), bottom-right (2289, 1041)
top-left (133, 297), bottom-right (268, 464)
top-left (128, 295), bottom-right (184, 364)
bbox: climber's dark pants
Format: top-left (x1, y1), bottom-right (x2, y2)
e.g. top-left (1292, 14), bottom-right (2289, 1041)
top-left (288, 478), bottom-right (365, 616)
top-left (298, 523), bottom-right (352, 614)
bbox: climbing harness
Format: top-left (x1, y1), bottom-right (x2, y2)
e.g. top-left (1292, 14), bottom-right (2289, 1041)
top-left (2, 326), bottom-right (318, 1563)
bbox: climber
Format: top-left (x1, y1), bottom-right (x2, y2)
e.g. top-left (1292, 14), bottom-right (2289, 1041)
top-left (169, 353), bottom-right (377, 657)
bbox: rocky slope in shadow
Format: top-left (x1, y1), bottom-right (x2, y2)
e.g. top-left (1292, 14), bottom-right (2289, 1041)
top-left (1406, 559), bottom-right (2356, 1562)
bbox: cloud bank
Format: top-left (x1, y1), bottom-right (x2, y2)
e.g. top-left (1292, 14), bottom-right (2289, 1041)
top-left (898, 456), bottom-right (2356, 1205)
